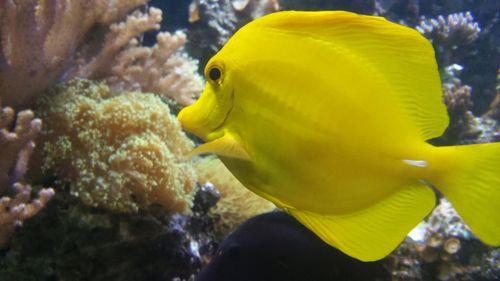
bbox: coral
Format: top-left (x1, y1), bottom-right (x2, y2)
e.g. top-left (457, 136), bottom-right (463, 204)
top-left (425, 199), bottom-right (473, 240)
top-left (36, 79), bottom-right (196, 213)
top-left (0, 184), bottom-right (54, 246)
top-left (433, 67), bottom-right (500, 145)
top-left (443, 80), bottom-right (472, 120)
top-left (417, 12), bottom-right (481, 46)
top-left (0, 100), bottom-right (41, 191)
top-left (389, 199), bottom-right (500, 281)
top-left (0, 0), bottom-right (147, 109)
top-left (470, 117), bottom-right (499, 144)
top-left (432, 78), bottom-right (478, 145)
top-left (73, 7), bottom-right (203, 106)
top-left (0, 0), bottom-right (202, 109)
top-left (416, 12), bottom-right (481, 66)
top-left (0, 98), bottom-right (53, 246)
top-left (194, 156), bottom-right (275, 234)
top-left (103, 29), bottom-right (202, 106)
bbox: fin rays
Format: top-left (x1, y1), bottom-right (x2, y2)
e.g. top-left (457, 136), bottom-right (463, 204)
top-left (290, 183), bottom-right (436, 261)
top-left (252, 11), bottom-right (449, 140)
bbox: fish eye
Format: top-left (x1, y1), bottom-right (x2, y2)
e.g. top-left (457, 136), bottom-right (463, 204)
top-left (207, 65), bottom-right (223, 86)
top-left (209, 67), bottom-right (221, 81)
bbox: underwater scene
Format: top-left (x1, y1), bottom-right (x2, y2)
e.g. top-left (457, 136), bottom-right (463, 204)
top-left (0, 0), bottom-right (499, 280)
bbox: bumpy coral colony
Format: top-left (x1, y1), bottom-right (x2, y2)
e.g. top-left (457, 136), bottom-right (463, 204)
top-left (37, 79), bottom-right (196, 213)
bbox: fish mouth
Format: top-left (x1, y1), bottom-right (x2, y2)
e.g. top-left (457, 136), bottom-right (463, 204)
top-left (178, 88), bottom-right (235, 141)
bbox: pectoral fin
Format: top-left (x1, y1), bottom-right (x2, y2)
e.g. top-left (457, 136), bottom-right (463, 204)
top-left (289, 183), bottom-right (436, 261)
top-left (189, 133), bottom-right (250, 160)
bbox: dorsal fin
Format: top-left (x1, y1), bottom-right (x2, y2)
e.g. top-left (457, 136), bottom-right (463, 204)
top-left (248, 11), bottom-right (449, 140)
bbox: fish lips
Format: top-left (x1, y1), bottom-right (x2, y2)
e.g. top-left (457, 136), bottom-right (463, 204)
top-left (178, 88), bottom-right (234, 141)
top-left (177, 104), bottom-right (210, 138)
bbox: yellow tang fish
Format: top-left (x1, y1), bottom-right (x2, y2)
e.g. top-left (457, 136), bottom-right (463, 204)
top-left (178, 11), bottom-right (500, 261)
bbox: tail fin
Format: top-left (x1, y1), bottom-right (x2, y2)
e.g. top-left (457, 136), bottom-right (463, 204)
top-left (434, 142), bottom-right (500, 245)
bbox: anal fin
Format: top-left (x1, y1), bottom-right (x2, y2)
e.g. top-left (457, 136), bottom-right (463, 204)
top-left (289, 183), bottom-right (436, 261)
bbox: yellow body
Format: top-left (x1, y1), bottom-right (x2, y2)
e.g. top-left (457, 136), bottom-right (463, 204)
top-left (178, 11), bottom-right (500, 261)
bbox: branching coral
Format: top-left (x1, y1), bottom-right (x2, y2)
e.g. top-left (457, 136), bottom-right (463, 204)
top-left (417, 12), bottom-right (481, 47)
top-left (0, 0), bottom-right (148, 109)
top-left (417, 12), bottom-right (481, 66)
top-left (432, 71), bottom-right (500, 146)
top-left (434, 78), bottom-right (478, 145)
top-left (72, 7), bottom-right (203, 106)
top-left (0, 184), bottom-right (54, 246)
top-left (0, 101), bottom-right (41, 191)
top-left (0, 98), bottom-right (54, 246)
top-left (432, 67), bottom-right (500, 146)
top-left (0, 0), bottom-right (202, 109)
top-left (36, 79), bottom-right (196, 213)
top-left (194, 156), bottom-right (275, 234)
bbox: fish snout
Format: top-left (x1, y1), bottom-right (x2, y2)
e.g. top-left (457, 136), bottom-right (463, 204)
top-left (178, 105), bottom-right (212, 139)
